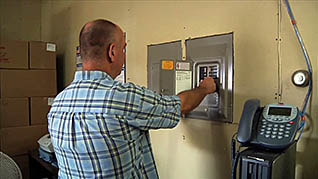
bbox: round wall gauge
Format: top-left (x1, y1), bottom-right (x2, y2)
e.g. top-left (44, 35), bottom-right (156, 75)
top-left (291, 70), bottom-right (309, 87)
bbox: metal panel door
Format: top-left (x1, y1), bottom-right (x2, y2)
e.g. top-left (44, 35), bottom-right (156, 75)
top-left (147, 41), bottom-right (182, 95)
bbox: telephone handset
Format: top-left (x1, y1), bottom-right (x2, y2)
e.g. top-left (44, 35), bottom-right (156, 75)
top-left (237, 99), bottom-right (300, 150)
top-left (237, 99), bottom-right (261, 145)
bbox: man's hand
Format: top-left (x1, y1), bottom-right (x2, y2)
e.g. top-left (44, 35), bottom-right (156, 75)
top-left (177, 77), bottom-right (217, 115)
top-left (198, 77), bottom-right (217, 95)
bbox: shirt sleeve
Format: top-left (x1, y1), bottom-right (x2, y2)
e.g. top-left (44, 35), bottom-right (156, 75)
top-left (116, 82), bottom-right (181, 130)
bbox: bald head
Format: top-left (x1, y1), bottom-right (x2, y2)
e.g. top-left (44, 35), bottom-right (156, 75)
top-left (79, 19), bottom-right (119, 61)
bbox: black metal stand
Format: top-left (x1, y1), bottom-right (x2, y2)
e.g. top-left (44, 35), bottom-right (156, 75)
top-left (239, 143), bottom-right (296, 179)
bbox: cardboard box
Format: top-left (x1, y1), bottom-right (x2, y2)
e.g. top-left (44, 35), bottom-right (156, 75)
top-left (0, 70), bottom-right (57, 97)
top-left (13, 154), bottom-right (30, 179)
top-left (0, 41), bottom-right (28, 69)
top-left (29, 41), bottom-right (56, 69)
top-left (0, 98), bottom-right (29, 128)
top-left (0, 125), bottom-right (48, 156)
top-left (31, 97), bottom-right (54, 125)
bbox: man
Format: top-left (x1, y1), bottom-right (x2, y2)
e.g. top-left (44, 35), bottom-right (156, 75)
top-left (48, 19), bottom-right (216, 178)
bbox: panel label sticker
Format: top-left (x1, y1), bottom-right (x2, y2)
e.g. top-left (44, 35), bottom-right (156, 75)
top-left (175, 71), bottom-right (192, 94)
top-left (176, 62), bottom-right (190, 70)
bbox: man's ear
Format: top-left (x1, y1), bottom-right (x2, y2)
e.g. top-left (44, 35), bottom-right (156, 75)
top-left (108, 43), bottom-right (116, 63)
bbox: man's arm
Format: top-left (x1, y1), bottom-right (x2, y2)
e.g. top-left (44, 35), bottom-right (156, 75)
top-left (177, 77), bottom-right (216, 115)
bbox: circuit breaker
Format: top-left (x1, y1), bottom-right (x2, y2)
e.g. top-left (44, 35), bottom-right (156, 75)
top-left (147, 33), bottom-right (233, 123)
top-left (194, 60), bottom-right (221, 108)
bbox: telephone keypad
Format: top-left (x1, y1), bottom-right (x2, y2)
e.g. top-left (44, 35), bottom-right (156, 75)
top-left (258, 119), bottom-right (297, 140)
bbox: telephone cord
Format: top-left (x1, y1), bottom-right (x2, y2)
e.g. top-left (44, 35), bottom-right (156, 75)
top-left (231, 146), bottom-right (241, 179)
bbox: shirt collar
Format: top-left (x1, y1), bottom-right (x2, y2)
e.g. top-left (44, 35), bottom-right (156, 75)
top-left (73, 71), bottom-right (114, 81)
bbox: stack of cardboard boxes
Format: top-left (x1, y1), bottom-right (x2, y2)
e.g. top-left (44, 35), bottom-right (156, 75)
top-left (0, 41), bottom-right (57, 178)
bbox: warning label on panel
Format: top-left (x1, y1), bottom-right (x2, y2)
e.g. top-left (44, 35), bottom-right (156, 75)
top-left (176, 62), bottom-right (190, 70)
top-left (161, 60), bottom-right (174, 70)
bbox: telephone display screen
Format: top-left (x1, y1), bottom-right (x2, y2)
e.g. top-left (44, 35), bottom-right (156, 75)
top-left (268, 107), bottom-right (291, 116)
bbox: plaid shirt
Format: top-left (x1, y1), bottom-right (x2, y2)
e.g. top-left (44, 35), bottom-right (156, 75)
top-left (48, 71), bottom-right (181, 179)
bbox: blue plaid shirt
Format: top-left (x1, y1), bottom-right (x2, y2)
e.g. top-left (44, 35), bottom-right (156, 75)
top-left (48, 71), bottom-right (181, 179)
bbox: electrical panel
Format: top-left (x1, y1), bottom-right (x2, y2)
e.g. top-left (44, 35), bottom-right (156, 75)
top-left (147, 33), bottom-right (233, 123)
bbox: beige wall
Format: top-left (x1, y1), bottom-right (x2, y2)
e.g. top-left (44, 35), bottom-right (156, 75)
top-left (39, 1), bottom-right (317, 179)
top-left (0, 0), bottom-right (41, 42)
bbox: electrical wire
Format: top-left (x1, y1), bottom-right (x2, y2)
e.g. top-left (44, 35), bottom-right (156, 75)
top-left (231, 133), bottom-right (240, 179)
top-left (231, 145), bottom-right (241, 179)
top-left (296, 121), bottom-right (305, 141)
top-left (296, 112), bottom-right (306, 141)
top-left (283, 0), bottom-right (313, 115)
top-left (231, 133), bottom-right (237, 162)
